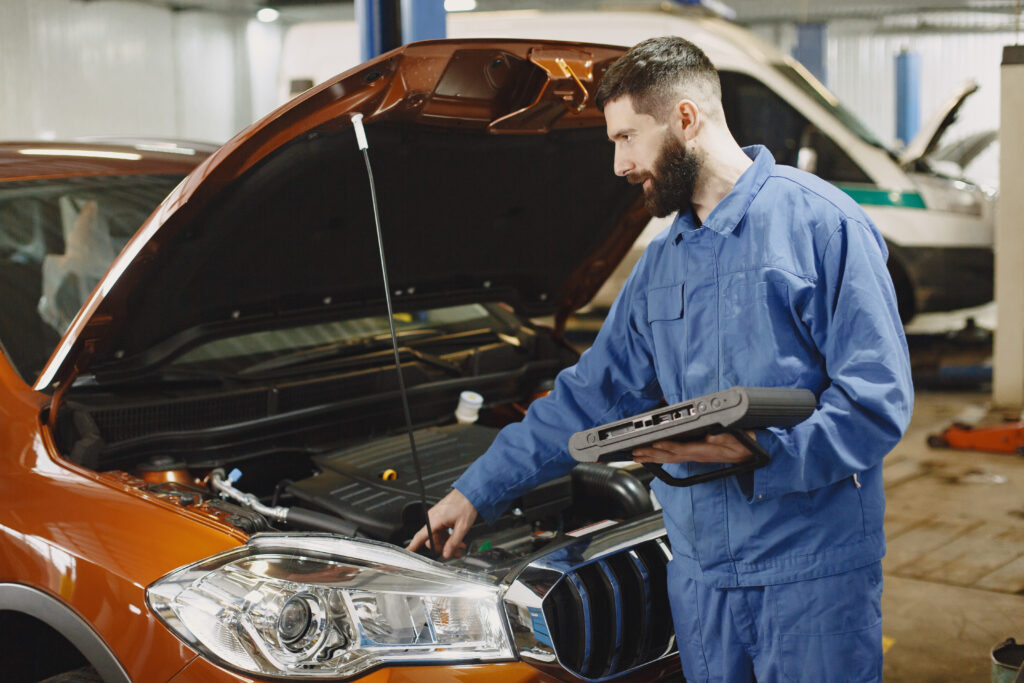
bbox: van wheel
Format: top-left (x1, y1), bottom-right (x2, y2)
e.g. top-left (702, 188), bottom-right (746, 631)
top-left (887, 258), bottom-right (916, 324)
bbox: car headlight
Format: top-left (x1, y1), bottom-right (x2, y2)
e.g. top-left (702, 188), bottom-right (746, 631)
top-left (146, 533), bottom-right (514, 678)
top-left (916, 175), bottom-right (987, 216)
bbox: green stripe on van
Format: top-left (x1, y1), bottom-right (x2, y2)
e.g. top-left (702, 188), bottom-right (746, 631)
top-left (834, 185), bottom-right (927, 209)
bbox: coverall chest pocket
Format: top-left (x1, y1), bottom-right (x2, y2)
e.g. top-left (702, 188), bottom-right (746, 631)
top-left (646, 283), bottom-right (687, 399)
top-left (720, 279), bottom-right (804, 386)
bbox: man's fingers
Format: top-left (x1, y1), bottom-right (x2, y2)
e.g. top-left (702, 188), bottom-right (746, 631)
top-left (443, 514), bottom-right (474, 559)
top-left (406, 526), bottom-right (429, 552)
top-left (705, 434), bottom-right (751, 458)
top-left (407, 523), bottom-right (451, 554)
top-left (634, 443), bottom-right (722, 462)
top-left (405, 490), bottom-right (479, 558)
top-left (632, 434), bottom-right (753, 463)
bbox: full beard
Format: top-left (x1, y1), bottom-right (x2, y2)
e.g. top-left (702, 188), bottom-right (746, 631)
top-left (631, 134), bottom-right (701, 218)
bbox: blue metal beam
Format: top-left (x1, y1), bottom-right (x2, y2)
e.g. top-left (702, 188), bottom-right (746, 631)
top-left (896, 50), bottom-right (921, 146)
top-left (401, 0), bottom-right (446, 44)
top-left (356, 0), bottom-right (402, 61)
top-left (793, 22), bottom-right (828, 85)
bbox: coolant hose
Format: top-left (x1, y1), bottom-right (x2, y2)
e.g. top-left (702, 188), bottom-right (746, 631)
top-left (210, 468), bottom-right (360, 537)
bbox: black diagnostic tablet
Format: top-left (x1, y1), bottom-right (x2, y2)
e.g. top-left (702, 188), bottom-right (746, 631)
top-left (568, 386), bottom-right (817, 488)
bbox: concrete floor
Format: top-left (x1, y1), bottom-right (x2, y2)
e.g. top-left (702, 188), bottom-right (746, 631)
top-left (882, 389), bottom-right (1024, 682)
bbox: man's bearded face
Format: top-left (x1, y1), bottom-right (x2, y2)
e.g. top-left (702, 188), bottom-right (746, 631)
top-left (628, 131), bottom-right (701, 218)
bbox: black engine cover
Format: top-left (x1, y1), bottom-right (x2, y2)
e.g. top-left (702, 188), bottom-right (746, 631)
top-left (288, 423), bottom-right (572, 542)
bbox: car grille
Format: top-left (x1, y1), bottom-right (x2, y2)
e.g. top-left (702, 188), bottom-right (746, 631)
top-left (543, 539), bottom-right (676, 679)
top-left (503, 519), bottom-right (677, 682)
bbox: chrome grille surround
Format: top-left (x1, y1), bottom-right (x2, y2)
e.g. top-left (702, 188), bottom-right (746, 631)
top-left (502, 514), bottom-right (678, 681)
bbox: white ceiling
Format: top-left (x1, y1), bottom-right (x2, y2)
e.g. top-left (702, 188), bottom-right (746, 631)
top-left (86, 0), bottom-right (1022, 25)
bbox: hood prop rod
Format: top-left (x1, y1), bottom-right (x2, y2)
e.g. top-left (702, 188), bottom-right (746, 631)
top-left (351, 113), bottom-right (437, 557)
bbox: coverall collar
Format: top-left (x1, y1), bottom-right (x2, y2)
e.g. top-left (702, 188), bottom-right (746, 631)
top-left (671, 144), bottom-right (773, 243)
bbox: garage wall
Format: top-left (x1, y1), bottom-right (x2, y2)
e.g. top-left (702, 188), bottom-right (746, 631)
top-left (279, 21), bottom-right (361, 103)
top-left (750, 17), bottom-right (1010, 188)
top-left (0, 0), bottom-right (283, 144)
top-left (828, 24), bottom-right (1008, 187)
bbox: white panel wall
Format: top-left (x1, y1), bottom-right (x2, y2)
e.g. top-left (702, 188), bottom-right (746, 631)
top-left (278, 21), bottom-right (361, 103)
top-left (0, 0), bottom-right (283, 144)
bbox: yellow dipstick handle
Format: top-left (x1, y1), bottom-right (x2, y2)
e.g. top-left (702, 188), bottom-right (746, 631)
top-left (381, 469), bottom-right (398, 481)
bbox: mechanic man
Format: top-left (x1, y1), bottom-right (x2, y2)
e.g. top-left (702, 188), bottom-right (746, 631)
top-left (409, 36), bottom-right (913, 682)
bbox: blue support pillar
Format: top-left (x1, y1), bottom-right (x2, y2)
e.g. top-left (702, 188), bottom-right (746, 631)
top-left (793, 22), bottom-right (827, 85)
top-left (356, 0), bottom-right (402, 61)
top-left (896, 50), bottom-right (921, 146)
top-left (401, 0), bottom-right (446, 43)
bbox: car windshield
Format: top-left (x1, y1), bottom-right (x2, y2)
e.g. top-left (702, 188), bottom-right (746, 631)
top-left (0, 173), bottom-right (184, 382)
top-left (170, 303), bottom-right (514, 375)
top-left (773, 62), bottom-right (891, 152)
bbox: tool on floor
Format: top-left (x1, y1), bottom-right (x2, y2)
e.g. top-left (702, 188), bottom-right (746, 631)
top-left (927, 421), bottom-right (1024, 455)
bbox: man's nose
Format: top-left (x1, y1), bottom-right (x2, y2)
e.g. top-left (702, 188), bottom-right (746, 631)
top-left (613, 147), bottom-right (633, 177)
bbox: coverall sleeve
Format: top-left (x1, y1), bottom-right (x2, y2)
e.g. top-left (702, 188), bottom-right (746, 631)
top-left (453, 265), bottom-right (663, 524)
top-left (751, 216), bottom-right (914, 500)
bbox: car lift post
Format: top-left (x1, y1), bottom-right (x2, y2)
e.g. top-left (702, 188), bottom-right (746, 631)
top-left (401, 0), bottom-right (446, 44)
top-left (895, 49), bottom-right (920, 147)
top-left (357, 0), bottom-right (445, 61)
top-left (355, 0), bottom-right (401, 61)
top-left (993, 45), bottom-right (1024, 409)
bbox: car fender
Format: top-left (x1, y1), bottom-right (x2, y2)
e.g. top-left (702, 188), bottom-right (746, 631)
top-left (0, 583), bottom-right (130, 683)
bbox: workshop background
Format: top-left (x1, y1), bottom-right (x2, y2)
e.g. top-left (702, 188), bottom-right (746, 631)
top-left (1, 0), bottom-right (1017, 173)
top-left (3, 1), bottom-right (1024, 681)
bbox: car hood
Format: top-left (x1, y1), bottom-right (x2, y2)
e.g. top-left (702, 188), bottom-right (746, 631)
top-left (37, 39), bottom-right (648, 391)
top-left (899, 79), bottom-right (978, 168)
top-left (928, 129), bottom-right (997, 176)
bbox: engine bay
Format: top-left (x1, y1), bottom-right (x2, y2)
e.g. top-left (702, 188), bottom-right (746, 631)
top-left (52, 313), bottom-right (659, 576)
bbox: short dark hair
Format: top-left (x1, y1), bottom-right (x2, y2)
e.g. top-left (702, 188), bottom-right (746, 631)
top-left (595, 36), bottom-right (722, 119)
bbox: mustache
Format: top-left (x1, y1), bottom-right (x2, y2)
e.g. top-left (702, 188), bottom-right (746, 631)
top-left (626, 172), bottom-right (652, 186)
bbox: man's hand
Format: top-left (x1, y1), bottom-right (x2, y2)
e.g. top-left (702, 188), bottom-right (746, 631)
top-left (632, 431), bottom-right (755, 464)
top-left (406, 488), bottom-right (479, 559)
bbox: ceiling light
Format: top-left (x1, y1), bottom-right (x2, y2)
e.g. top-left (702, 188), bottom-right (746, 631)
top-left (133, 143), bottom-right (196, 156)
top-left (18, 149), bottom-right (142, 161)
top-left (444, 0), bottom-right (476, 11)
top-left (256, 7), bottom-right (280, 22)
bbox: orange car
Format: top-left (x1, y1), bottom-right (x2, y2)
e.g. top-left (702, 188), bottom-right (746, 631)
top-left (0, 40), bottom-right (682, 682)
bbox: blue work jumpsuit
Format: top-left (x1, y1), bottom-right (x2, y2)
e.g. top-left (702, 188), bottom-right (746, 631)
top-left (455, 146), bottom-right (914, 681)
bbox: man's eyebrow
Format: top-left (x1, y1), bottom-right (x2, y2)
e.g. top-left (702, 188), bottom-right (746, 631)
top-left (608, 128), bottom-right (635, 141)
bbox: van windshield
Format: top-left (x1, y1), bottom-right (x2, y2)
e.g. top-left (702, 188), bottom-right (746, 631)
top-left (773, 62), bottom-right (891, 153)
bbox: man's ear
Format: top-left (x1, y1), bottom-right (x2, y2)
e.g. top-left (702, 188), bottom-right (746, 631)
top-left (676, 99), bottom-right (701, 142)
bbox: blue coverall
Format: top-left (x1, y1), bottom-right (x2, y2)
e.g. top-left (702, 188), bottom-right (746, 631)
top-left (454, 146), bottom-right (914, 680)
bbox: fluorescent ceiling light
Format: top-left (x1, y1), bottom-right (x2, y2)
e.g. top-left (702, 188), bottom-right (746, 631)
top-left (18, 149), bottom-right (142, 161)
top-left (256, 7), bottom-right (280, 22)
top-left (133, 143), bottom-right (196, 156)
top-left (445, 0), bottom-right (476, 11)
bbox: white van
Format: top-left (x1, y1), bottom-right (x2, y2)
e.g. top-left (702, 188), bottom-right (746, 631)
top-left (282, 7), bottom-right (995, 323)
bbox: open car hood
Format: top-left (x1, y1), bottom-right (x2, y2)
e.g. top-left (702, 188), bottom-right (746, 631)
top-left (899, 79), bottom-right (978, 168)
top-left (37, 39), bottom-right (648, 391)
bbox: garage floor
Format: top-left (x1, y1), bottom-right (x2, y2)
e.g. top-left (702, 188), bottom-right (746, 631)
top-left (882, 389), bottom-right (1024, 682)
